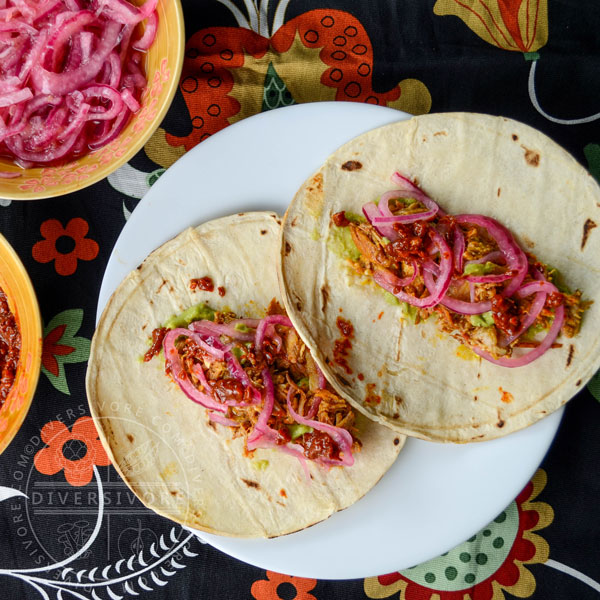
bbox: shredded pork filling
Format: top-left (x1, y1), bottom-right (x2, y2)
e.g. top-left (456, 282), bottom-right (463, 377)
top-left (340, 196), bottom-right (589, 359)
top-left (154, 300), bottom-right (360, 465)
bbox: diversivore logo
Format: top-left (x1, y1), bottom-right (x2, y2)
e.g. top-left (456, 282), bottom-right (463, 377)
top-left (5, 404), bottom-right (195, 566)
top-left (0, 404), bottom-right (203, 599)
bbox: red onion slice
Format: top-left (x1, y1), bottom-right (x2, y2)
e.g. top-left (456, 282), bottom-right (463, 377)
top-left (454, 215), bottom-right (527, 297)
top-left (246, 368), bottom-right (276, 450)
top-left (208, 413), bottom-right (237, 427)
top-left (373, 265), bottom-right (417, 291)
top-left (162, 329), bottom-right (227, 413)
top-left (97, 0), bottom-right (158, 25)
top-left (255, 315), bottom-right (293, 350)
top-left (0, 87), bottom-right (32, 107)
top-left (362, 201), bottom-right (397, 241)
top-left (473, 304), bottom-right (564, 367)
top-left (500, 273), bottom-right (554, 347)
top-left (131, 9), bottom-right (157, 50)
top-left (189, 319), bottom-right (257, 342)
top-left (31, 20), bottom-right (121, 95)
top-left (373, 183), bottom-right (439, 225)
top-left (453, 226), bottom-right (465, 274)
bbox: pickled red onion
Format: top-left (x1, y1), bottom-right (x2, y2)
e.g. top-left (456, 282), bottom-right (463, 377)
top-left (454, 215), bottom-right (528, 297)
top-left (255, 315), bottom-right (293, 349)
top-left (162, 329), bottom-right (227, 413)
top-left (0, 0), bottom-right (156, 167)
top-left (363, 201), bottom-right (397, 241)
top-left (473, 304), bottom-right (564, 368)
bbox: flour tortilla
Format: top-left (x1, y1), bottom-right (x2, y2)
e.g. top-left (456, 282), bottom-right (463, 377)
top-left (279, 113), bottom-right (600, 443)
top-left (86, 212), bottom-right (404, 538)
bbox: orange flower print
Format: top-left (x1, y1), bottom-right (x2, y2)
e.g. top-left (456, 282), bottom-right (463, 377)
top-left (251, 571), bottom-right (317, 600)
top-left (32, 218), bottom-right (99, 276)
top-left (34, 416), bottom-right (111, 487)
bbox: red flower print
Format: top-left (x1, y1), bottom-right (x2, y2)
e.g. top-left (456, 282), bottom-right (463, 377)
top-left (251, 571), bottom-right (317, 600)
top-left (32, 218), bottom-right (99, 276)
top-left (42, 324), bottom-right (74, 377)
top-left (34, 417), bottom-right (111, 487)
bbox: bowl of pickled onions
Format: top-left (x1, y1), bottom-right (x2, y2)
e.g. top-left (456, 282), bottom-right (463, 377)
top-left (0, 0), bottom-right (184, 200)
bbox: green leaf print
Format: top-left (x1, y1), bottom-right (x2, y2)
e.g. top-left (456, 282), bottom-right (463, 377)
top-left (262, 62), bottom-right (296, 112)
top-left (584, 144), bottom-right (600, 185)
top-left (586, 370), bottom-right (600, 402)
top-left (42, 309), bottom-right (91, 395)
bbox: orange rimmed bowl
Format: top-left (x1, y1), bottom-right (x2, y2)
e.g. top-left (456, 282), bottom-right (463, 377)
top-left (0, 234), bottom-right (42, 455)
top-left (0, 0), bottom-right (185, 200)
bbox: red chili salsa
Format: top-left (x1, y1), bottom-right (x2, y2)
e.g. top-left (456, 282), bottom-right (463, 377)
top-left (0, 287), bottom-right (20, 407)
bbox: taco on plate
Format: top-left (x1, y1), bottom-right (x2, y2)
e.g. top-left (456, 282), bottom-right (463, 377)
top-left (279, 113), bottom-right (600, 443)
top-left (86, 212), bottom-right (403, 538)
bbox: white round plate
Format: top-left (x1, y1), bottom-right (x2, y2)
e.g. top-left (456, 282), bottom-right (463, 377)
top-left (98, 102), bottom-right (562, 580)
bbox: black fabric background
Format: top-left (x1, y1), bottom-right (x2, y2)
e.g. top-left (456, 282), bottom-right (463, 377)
top-left (0, 1), bottom-right (598, 598)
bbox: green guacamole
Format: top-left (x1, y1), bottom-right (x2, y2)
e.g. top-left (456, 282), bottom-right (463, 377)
top-left (463, 262), bottom-right (498, 276)
top-left (164, 302), bottom-right (215, 329)
top-left (327, 211), bottom-right (366, 261)
top-left (469, 311), bottom-right (495, 327)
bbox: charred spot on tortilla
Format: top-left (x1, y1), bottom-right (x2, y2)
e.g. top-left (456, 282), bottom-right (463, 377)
top-left (434, 131), bottom-right (447, 136)
top-left (156, 279), bottom-right (168, 293)
top-left (393, 438), bottom-right (400, 445)
top-left (207, 420), bottom-right (216, 431)
top-left (582, 218), bottom-right (597, 250)
top-left (321, 284), bottom-right (330, 312)
top-left (497, 188), bottom-right (501, 197)
top-left (291, 217), bottom-right (298, 227)
top-left (497, 419), bottom-right (505, 428)
top-left (511, 134), bottom-right (519, 141)
top-left (474, 395), bottom-right (478, 401)
top-left (284, 241), bottom-right (292, 256)
top-left (242, 479), bottom-right (261, 489)
top-left (260, 229), bottom-right (267, 235)
top-left (576, 379), bottom-right (582, 386)
top-left (170, 490), bottom-right (179, 497)
top-left (341, 160), bottom-right (362, 171)
top-left (237, 212), bottom-right (245, 216)
top-left (521, 145), bottom-right (540, 167)
top-left (335, 374), bottom-right (351, 387)
top-left (566, 344), bottom-right (575, 367)
top-left (126, 434), bottom-right (134, 443)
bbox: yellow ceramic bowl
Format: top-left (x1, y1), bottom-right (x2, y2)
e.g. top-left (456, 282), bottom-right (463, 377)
top-left (0, 234), bottom-right (42, 456)
top-left (0, 0), bottom-right (185, 200)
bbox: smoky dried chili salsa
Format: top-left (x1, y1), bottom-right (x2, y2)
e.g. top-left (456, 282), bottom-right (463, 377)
top-left (0, 287), bottom-right (20, 407)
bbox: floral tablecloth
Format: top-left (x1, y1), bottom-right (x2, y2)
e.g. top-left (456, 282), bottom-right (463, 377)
top-left (1, 1), bottom-right (599, 599)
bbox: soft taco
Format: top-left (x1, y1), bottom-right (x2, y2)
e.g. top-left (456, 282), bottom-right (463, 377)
top-left (279, 113), bottom-right (600, 443)
top-left (86, 212), bottom-right (403, 538)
